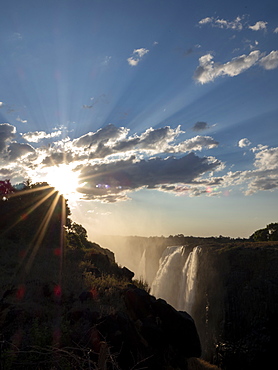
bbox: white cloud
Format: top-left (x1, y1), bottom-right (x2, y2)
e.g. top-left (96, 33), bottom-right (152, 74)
top-left (73, 124), bottom-right (129, 148)
top-left (238, 138), bottom-right (251, 148)
top-left (198, 16), bottom-right (244, 30)
top-left (0, 102), bottom-right (3, 108)
top-left (254, 147), bottom-right (278, 170)
top-left (16, 116), bottom-right (28, 124)
top-left (194, 50), bottom-right (261, 84)
top-left (222, 146), bottom-right (278, 195)
top-left (127, 48), bottom-right (149, 66)
top-left (172, 136), bottom-right (219, 152)
top-left (199, 17), bottom-right (213, 25)
top-left (259, 50), bottom-right (278, 70)
top-left (22, 130), bottom-right (62, 143)
top-left (274, 27), bottom-right (278, 33)
top-left (249, 21), bottom-right (268, 31)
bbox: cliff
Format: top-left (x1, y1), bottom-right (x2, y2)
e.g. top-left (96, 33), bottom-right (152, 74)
top-left (0, 184), bottom-right (203, 369)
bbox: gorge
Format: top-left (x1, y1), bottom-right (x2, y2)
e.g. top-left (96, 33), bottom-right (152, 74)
top-left (99, 236), bottom-right (278, 369)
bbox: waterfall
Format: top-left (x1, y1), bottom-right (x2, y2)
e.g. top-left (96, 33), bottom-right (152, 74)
top-left (137, 248), bottom-right (146, 281)
top-left (177, 246), bottom-right (201, 312)
top-left (151, 246), bottom-right (201, 314)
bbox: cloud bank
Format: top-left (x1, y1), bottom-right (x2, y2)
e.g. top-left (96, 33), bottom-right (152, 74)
top-left (1, 122), bottom-right (278, 203)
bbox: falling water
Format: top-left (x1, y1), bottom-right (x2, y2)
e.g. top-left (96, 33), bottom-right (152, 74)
top-left (151, 246), bottom-right (201, 314)
top-left (137, 248), bottom-right (146, 281)
top-left (177, 246), bottom-right (201, 312)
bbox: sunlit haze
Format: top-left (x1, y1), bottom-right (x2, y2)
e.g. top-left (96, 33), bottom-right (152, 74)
top-left (35, 164), bottom-right (81, 199)
top-left (1, 0), bottom-right (278, 240)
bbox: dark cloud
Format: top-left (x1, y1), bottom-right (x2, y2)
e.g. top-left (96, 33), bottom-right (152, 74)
top-left (77, 153), bottom-right (222, 202)
top-left (42, 151), bottom-right (74, 166)
top-left (7, 143), bottom-right (35, 161)
top-left (0, 168), bottom-right (13, 176)
top-left (192, 121), bottom-right (210, 131)
top-left (0, 123), bottom-right (16, 152)
top-left (73, 124), bottom-right (128, 148)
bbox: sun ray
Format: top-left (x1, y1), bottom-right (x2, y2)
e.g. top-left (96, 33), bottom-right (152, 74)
top-left (25, 192), bottom-right (62, 274)
top-left (34, 164), bottom-right (81, 200)
top-left (1, 186), bottom-right (57, 239)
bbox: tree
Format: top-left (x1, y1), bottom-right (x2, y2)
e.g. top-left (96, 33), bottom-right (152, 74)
top-left (250, 222), bottom-right (278, 242)
top-left (0, 179), bottom-right (14, 197)
top-left (67, 222), bottom-right (89, 249)
top-left (0, 180), bottom-right (71, 246)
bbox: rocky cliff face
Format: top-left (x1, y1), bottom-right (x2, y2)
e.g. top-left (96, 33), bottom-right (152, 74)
top-left (131, 241), bottom-right (278, 370)
top-left (193, 244), bottom-right (278, 370)
top-left (0, 237), bottom-right (203, 369)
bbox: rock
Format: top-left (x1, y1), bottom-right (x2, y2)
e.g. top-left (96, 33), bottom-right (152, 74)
top-left (121, 266), bottom-right (135, 280)
top-left (123, 286), bottom-right (202, 367)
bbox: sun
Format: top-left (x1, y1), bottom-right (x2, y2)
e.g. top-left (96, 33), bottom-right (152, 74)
top-left (44, 164), bottom-right (80, 198)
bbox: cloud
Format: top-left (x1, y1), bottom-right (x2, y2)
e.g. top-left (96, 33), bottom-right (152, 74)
top-left (274, 27), bottom-right (278, 33)
top-left (198, 16), bottom-right (244, 30)
top-left (7, 142), bottom-right (35, 161)
top-left (2, 121), bottom-right (278, 202)
top-left (192, 121), bottom-right (210, 131)
top-left (194, 50), bottom-right (261, 84)
top-left (222, 146), bottom-right (278, 195)
top-left (249, 21), bottom-right (268, 31)
top-left (0, 123), bottom-right (16, 152)
top-left (41, 151), bottom-right (74, 167)
top-left (77, 153), bottom-right (223, 202)
top-left (0, 102), bottom-right (3, 108)
top-left (259, 50), bottom-right (278, 70)
top-left (73, 124), bottom-right (129, 148)
top-left (0, 167), bottom-right (14, 177)
top-left (198, 17), bottom-right (213, 25)
top-left (16, 116), bottom-right (28, 124)
top-left (127, 48), bottom-right (149, 66)
top-left (198, 16), bottom-right (269, 32)
top-left (171, 136), bottom-right (219, 152)
top-left (40, 125), bottom-right (218, 168)
top-left (22, 130), bottom-right (62, 143)
top-left (115, 126), bottom-right (182, 154)
top-left (238, 138), bottom-right (251, 148)
top-left (254, 147), bottom-right (278, 170)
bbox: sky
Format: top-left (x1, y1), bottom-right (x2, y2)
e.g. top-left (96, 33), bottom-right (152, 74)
top-left (0, 0), bottom-right (278, 240)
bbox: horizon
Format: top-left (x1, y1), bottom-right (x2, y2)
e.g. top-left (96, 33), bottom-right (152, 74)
top-left (1, 0), bottom-right (278, 240)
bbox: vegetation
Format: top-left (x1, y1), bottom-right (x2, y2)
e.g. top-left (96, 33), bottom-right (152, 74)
top-left (0, 180), bottom-right (149, 369)
top-left (249, 222), bottom-right (278, 241)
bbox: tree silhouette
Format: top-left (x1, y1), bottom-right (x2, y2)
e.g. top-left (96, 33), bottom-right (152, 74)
top-left (0, 179), bottom-right (14, 197)
top-left (250, 223), bottom-right (278, 241)
top-left (0, 180), bottom-right (71, 246)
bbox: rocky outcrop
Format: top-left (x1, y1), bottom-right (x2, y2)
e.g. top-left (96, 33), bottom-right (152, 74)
top-left (0, 282), bottom-right (202, 369)
top-left (122, 285), bottom-right (201, 369)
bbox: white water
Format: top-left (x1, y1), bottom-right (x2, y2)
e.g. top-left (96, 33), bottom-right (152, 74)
top-left (137, 248), bottom-right (146, 281)
top-left (151, 246), bottom-right (201, 314)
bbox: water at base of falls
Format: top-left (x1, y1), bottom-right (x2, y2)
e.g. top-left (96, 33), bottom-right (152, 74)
top-left (150, 246), bottom-right (201, 314)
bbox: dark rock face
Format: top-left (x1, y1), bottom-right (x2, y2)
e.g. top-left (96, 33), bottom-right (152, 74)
top-left (121, 286), bottom-right (202, 369)
top-left (121, 266), bottom-right (134, 280)
top-left (191, 244), bottom-right (278, 370)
